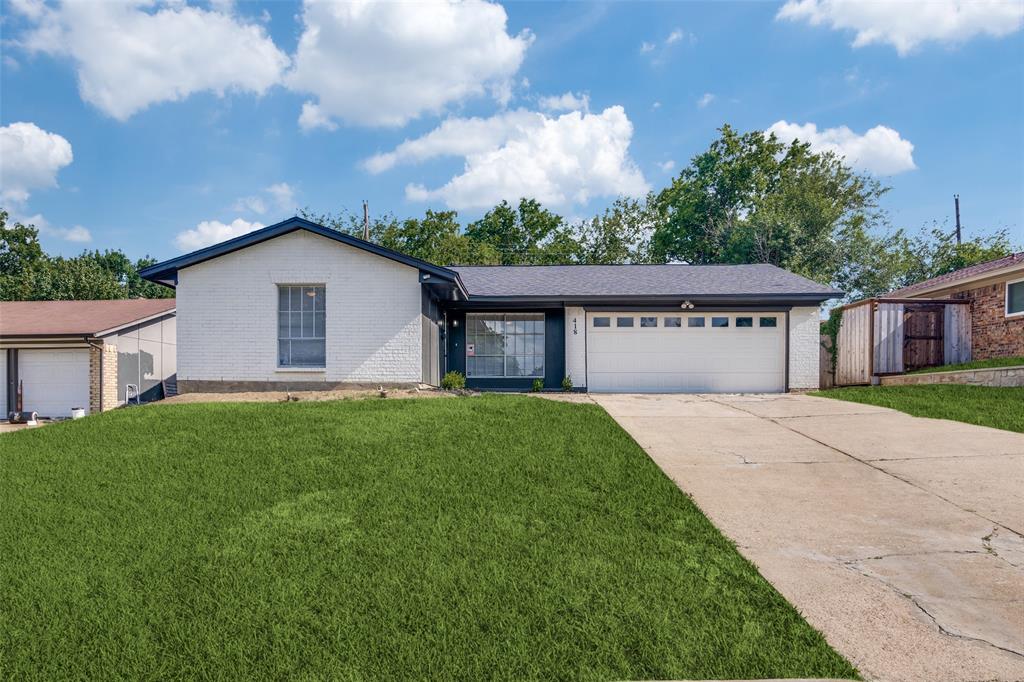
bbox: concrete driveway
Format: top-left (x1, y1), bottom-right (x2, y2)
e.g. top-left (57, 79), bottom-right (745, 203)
top-left (591, 393), bottom-right (1024, 682)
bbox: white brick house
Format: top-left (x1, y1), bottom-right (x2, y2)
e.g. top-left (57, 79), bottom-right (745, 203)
top-left (141, 217), bottom-right (840, 393)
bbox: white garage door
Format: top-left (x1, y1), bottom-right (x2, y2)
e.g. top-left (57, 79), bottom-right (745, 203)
top-left (20, 349), bottom-right (91, 418)
top-left (587, 312), bottom-right (785, 393)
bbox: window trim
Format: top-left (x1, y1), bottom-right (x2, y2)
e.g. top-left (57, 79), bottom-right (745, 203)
top-left (277, 284), bottom-right (326, 369)
top-left (1006, 276), bottom-right (1024, 318)
top-left (465, 312), bottom-right (545, 379)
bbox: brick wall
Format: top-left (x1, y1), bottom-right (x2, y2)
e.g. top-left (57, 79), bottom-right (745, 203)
top-left (952, 281), bottom-right (1024, 360)
top-left (88, 344), bottom-right (118, 413)
top-left (176, 230), bottom-right (423, 387)
top-left (789, 306), bottom-right (821, 390)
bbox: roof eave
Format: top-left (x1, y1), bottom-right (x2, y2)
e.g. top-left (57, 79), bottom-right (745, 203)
top-left (138, 217), bottom-right (462, 289)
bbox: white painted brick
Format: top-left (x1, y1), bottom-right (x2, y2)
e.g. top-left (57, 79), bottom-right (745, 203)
top-left (177, 230), bottom-right (422, 383)
top-left (789, 306), bottom-right (821, 390)
top-left (564, 306), bottom-right (587, 387)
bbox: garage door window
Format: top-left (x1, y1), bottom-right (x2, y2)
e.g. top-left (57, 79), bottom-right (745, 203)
top-left (617, 317), bottom-right (634, 328)
top-left (664, 317), bottom-right (682, 328)
top-left (687, 317), bottom-right (705, 328)
top-left (736, 317), bottom-right (753, 328)
top-left (759, 316), bottom-right (778, 328)
top-left (711, 316), bottom-right (729, 327)
top-left (466, 313), bottom-right (545, 378)
top-left (593, 317), bottom-right (611, 327)
top-left (278, 285), bottom-right (326, 367)
top-left (640, 317), bottom-right (658, 328)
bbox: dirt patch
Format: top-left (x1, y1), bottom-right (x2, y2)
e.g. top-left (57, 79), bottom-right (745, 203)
top-left (161, 386), bottom-right (464, 404)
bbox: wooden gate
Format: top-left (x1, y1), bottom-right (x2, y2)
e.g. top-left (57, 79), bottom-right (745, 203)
top-left (903, 305), bottom-right (944, 371)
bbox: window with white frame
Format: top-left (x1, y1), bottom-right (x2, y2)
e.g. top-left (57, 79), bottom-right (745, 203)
top-left (466, 313), bottom-right (545, 378)
top-left (278, 285), bottom-right (325, 367)
top-left (1007, 278), bottom-right (1024, 317)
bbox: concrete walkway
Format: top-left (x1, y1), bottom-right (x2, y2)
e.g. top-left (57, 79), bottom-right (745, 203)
top-left (591, 393), bottom-right (1024, 682)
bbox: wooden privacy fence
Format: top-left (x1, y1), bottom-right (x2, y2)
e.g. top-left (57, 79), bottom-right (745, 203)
top-left (835, 298), bottom-right (971, 386)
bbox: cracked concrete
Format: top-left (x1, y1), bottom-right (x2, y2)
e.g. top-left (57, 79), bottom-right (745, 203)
top-left (592, 393), bottom-right (1024, 682)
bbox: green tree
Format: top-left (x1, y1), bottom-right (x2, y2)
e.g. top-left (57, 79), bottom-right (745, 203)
top-left (574, 195), bottom-right (659, 264)
top-left (465, 199), bottom-right (580, 265)
top-left (0, 210), bottom-right (173, 301)
top-left (0, 211), bottom-right (47, 300)
top-left (651, 125), bottom-right (888, 285)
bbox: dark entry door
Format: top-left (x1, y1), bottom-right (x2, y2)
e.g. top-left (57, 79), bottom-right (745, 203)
top-left (903, 305), bottom-right (944, 371)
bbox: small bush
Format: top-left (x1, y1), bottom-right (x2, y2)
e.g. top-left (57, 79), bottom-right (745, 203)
top-left (441, 371), bottom-right (466, 390)
top-left (561, 376), bottom-right (573, 392)
top-left (531, 378), bottom-right (544, 393)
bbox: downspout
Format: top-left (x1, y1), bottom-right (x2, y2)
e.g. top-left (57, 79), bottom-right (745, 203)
top-left (87, 338), bottom-right (104, 413)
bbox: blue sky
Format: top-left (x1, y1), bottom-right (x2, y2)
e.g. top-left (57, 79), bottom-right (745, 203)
top-left (1, 0), bottom-right (1022, 261)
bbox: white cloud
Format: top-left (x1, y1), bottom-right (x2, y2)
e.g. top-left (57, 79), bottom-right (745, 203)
top-left (0, 122), bottom-right (73, 204)
top-left (657, 160), bottom-right (676, 173)
top-left (371, 106), bottom-right (648, 210)
top-left (17, 213), bottom-right (92, 243)
top-left (297, 101), bottom-right (338, 132)
top-left (174, 218), bottom-right (264, 251)
top-left (766, 120), bottom-right (916, 175)
top-left (13, 1), bottom-right (288, 120)
top-left (651, 101), bottom-right (662, 110)
top-left (696, 92), bottom-right (715, 108)
top-left (232, 182), bottom-right (295, 216)
top-left (363, 110), bottom-right (538, 174)
top-left (666, 28), bottom-right (685, 44)
top-left (640, 41), bottom-right (656, 53)
top-left (265, 182), bottom-right (295, 212)
top-left (286, 0), bottom-right (532, 129)
top-left (232, 195), bottom-right (267, 215)
top-left (538, 91), bottom-right (589, 113)
top-left (777, 0), bottom-right (1024, 55)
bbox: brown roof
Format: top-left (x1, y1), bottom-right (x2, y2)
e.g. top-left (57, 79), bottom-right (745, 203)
top-left (889, 252), bottom-right (1024, 297)
top-left (0, 299), bottom-right (176, 337)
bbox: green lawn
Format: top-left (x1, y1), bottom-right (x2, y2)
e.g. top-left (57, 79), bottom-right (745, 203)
top-left (814, 385), bottom-right (1024, 433)
top-left (0, 396), bottom-right (855, 680)
top-left (908, 356), bottom-right (1024, 374)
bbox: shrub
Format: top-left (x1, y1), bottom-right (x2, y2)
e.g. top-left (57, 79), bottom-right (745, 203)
top-left (561, 375), bottom-right (573, 392)
top-left (531, 378), bottom-right (544, 392)
top-left (440, 371), bottom-right (466, 390)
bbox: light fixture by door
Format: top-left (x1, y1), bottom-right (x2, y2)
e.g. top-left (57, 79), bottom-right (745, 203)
top-left (680, 300), bottom-right (695, 309)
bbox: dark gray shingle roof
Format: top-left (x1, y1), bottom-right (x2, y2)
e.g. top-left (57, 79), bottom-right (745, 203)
top-left (450, 264), bottom-right (841, 299)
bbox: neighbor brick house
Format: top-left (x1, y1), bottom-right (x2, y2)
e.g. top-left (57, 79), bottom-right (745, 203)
top-left (1, 299), bottom-right (176, 418)
top-left (889, 252), bottom-right (1024, 360)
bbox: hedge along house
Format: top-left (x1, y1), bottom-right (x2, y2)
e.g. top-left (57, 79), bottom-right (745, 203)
top-left (140, 217), bottom-right (841, 394)
top-left (1, 299), bottom-right (177, 418)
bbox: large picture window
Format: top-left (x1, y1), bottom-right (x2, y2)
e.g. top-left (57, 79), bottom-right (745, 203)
top-left (278, 285), bottom-right (325, 367)
top-left (466, 313), bottom-right (545, 378)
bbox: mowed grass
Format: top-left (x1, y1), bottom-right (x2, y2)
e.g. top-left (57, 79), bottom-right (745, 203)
top-left (0, 396), bottom-right (856, 680)
top-left (908, 356), bottom-right (1024, 374)
top-left (814, 385), bottom-right (1024, 433)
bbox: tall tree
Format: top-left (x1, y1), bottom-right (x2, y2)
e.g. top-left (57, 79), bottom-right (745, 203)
top-left (574, 195), bottom-right (659, 264)
top-left (465, 199), bottom-right (580, 265)
top-left (0, 211), bottom-right (172, 301)
top-left (651, 125), bottom-right (888, 285)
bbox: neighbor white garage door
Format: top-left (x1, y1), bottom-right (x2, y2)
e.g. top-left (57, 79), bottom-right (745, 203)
top-left (20, 349), bottom-right (91, 417)
top-left (586, 312), bottom-right (785, 393)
